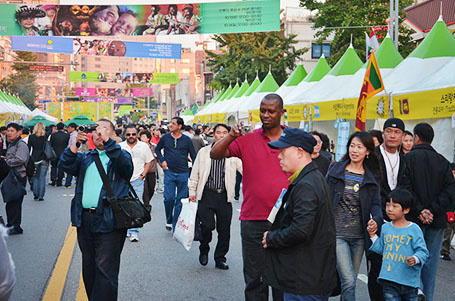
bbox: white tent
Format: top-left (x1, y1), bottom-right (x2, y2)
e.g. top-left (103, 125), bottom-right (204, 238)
top-left (32, 108), bottom-right (59, 123)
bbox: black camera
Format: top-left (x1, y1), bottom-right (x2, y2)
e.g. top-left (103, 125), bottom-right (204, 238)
top-left (77, 125), bottom-right (97, 133)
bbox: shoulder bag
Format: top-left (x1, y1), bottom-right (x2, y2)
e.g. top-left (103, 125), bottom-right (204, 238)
top-left (43, 138), bottom-right (56, 161)
top-left (92, 153), bottom-right (151, 230)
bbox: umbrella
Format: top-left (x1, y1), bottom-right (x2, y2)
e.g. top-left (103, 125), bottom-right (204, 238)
top-left (23, 115), bottom-right (56, 127)
top-left (64, 115), bottom-right (96, 126)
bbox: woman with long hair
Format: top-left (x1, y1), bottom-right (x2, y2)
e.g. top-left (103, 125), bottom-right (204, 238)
top-left (326, 131), bottom-right (383, 301)
top-left (401, 130), bottom-right (414, 154)
top-left (28, 122), bottom-right (49, 201)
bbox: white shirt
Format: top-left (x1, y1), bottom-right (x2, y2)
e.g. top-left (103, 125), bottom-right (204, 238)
top-left (120, 140), bottom-right (153, 182)
top-left (380, 145), bottom-right (400, 190)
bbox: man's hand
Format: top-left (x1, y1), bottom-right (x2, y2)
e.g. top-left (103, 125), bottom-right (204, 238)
top-left (419, 209), bottom-right (433, 224)
top-left (406, 256), bottom-right (416, 266)
top-left (189, 195), bottom-right (196, 203)
top-left (76, 131), bottom-right (88, 144)
top-left (262, 231), bottom-right (268, 249)
top-left (95, 125), bottom-right (110, 143)
top-left (230, 123), bottom-right (244, 138)
top-left (367, 219), bottom-right (377, 237)
top-left (161, 161), bottom-right (168, 170)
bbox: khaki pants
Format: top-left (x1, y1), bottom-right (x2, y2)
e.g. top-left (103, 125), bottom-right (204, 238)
top-left (441, 222), bottom-right (455, 256)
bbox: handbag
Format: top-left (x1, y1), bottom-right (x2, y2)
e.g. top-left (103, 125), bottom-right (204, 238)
top-left (43, 141), bottom-right (56, 161)
top-left (92, 153), bottom-right (151, 230)
top-left (1, 169), bottom-right (26, 202)
top-left (173, 199), bottom-right (197, 251)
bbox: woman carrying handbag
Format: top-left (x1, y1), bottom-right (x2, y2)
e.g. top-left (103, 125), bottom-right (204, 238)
top-left (326, 131), bottom-right (383, 301)
top-left (28, 122), bottom-right (50, 201)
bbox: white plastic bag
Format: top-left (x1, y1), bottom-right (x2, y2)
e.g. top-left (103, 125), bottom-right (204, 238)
top-left (173, 198), bottom-right (197, 251)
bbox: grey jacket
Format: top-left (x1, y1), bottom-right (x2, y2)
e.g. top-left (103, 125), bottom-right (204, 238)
top-left (0, 226), bottom-right (15, 300)
top-left (5, 138), bottom-right (29, 177)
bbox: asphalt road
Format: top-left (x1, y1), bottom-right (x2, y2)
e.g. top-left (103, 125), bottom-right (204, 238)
top-left (2, 184), bottom-right (454, 300)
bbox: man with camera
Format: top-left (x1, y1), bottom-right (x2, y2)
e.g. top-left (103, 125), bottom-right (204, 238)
top-left (59, 119), bottom-right (133, 300)
top-left (64, 123), bottom-right (78, 188)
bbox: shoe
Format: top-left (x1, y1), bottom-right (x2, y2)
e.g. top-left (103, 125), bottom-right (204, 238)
top-left (215, 261), bottom-right (229, 270)
top-left (199, 254), bottom-right (208, 266)
top-left (129, 234), bottom-right (139, 242)
top-left (49, 181), bottom-right (56, 186)
top-left (418, 293), bottom-right (425, 301)
top-left (34, 194), bottom-right (38, 200)
top-left (38, 198), bottom-right (44, 201)
top-left (8, 227), bottom-right (23, 235)
top-left (64, 186), bottom-right (71, 189)
top-left (56, 184), bottom-right (62, 187)
top-left (165, 224), bottom-right (172, 231)
top-left (157, 189), bottom-right (164, 194)
top-left (126, 232), bottom-right (131, 238)
top-left (440, 254), bottom-right (451, 261)
top-left (234, 196), bottom-right (239, 202)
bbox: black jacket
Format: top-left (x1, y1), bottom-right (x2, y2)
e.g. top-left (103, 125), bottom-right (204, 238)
top-left (326, 160), bottom-right (383, 254)
top-left (375, 145), bottom-right (409, 220)
top-left (404, 144), bottom-right (455, 229)
top-left (28, 134), bottom-right (47, 162)
top-left (50, 131), bottom-right (70, 158)
top-left (264, 162), bottom-right (337, 296)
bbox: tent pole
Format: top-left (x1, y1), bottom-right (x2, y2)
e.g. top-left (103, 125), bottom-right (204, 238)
top-left (388, 92), bottom-right (394, 118)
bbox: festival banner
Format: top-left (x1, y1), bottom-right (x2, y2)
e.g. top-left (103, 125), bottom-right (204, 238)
top-left (29, 65), bottom-right (64, 72)
top-left (114, 104), bottom-right (133, 116)
top-left (82, 97), bottom-right (133, 104)
top-left (76, 87), bottom-right (135, 97)
top-left (69, 71), bottom-right (178, 84)
top-left (12, 36), bottom-right (181, 59)
top-left (0, 1), bottom-right (279, 37)
top-left (132, 88), bottom-right (153, 97)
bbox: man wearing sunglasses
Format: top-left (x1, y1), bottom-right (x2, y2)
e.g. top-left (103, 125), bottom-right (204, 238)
top-left (155, 117), bottom-right (196, 231)
top-left (120, 125), bottom-right (153, 242)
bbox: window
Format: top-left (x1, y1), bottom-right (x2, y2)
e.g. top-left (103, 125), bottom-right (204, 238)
top-left (95, 64), bottom-right (101, 68)
top-left (170, 59), bottom-right (175, 63)
top-left (95, 57), bottom-right (101, 61)
top-left (182, 58), bottom-right (190, 63)
top-left (182, 68), bottom-right (190, 74)
top-left (170, 68), bottom-right (176, 73)
top-left (312, 44), bottom-right (331, 59)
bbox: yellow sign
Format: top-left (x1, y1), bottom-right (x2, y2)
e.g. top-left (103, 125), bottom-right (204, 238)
top-left (393, 87), bottom-right (455, 120)
top-left (248, 110), bottom-right (260, 123)
top-left (285, 104), bottom-right (310, 122)
top-left (48, 103), bottom-right (62, 120)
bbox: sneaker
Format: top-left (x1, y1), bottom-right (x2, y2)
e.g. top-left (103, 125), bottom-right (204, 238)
top-left (64, 186), bottom-right (71, 189)
top-left (49, 181), bottom-right (56, 186)
top-left (157, 189), bottom-right (164, 194)
top-left (165, 224), bottom-right (172, 231)
top-left (440, 254), bottom-right (451, 261)
top-left (34, 194), bottom-right (38, 200)
top-left (38, 198), bottom-right (44, 201)
top-left (126, 232), bottom-right (131, 238)
top-left (129, 234), bottom-right (139, 242)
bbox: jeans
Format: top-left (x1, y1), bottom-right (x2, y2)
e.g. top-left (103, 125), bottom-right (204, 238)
top-left (382, 280), bottom-right (418, 301)
top-left (420, 226), bottom-right (444, 301)
top-left (5, 175), bottom-right (27, 231)
top-left (50, 156), bottom-right (65, 186)
top-left (77, 211), bottom-right (127, 300)
top-left (197, 189), bottom-right (232, 262)
top-left (336, 237), bottom-right (365, 301)
top-left (65, 174), bottom-right (73, 187)
top-left (156, 164), bottom-right (164, 191)
top-left (284, 292), bottom-right (331, 301)
top-left (128, 178), bottom-right (144, 236)
top-left (33, 161), bottom-right (49, 199)
top-left (240, 220), bottom-right (283, 301)
top-left (163, 170), bottom-right (188, 230)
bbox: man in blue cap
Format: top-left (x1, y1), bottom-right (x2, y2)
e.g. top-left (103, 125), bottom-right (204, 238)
top-left (262, 127), bottom-right (337, 301)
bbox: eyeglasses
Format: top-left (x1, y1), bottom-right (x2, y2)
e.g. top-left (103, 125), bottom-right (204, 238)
top-left (126, 133), bottom-right (137, 137)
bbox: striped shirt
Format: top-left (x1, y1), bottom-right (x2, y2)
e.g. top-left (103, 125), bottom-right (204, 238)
top-left (205, 158), bottom-right (226, 191)
top-left (335, 170), bottom-right (364, 238)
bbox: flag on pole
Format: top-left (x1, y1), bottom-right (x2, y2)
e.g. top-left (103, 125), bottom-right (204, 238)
top-left (365, 29), bottom-right (380, 61)
top-left (355, 51), bottom-right (384, 131)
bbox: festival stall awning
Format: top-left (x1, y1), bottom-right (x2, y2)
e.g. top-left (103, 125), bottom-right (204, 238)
top-left (216, 78), bottom-right (250, 119)
top-left (242, 72), bottom-right (279, 123)
top-left (32, 108), bottom-right (59, 123)
top-left (275, 65), bottom-right (307, 99)
top-left (225, 76), bottom-right (261, 121)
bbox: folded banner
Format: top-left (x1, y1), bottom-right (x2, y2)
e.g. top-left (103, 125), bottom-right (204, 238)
top-left (0, 1), bottom-right (279, 37)
top-left (76, 87), bottom-right (152, 97)
top-left (69, 71), bottom-right (178, 84)
top-left (12, 36), bottom-right (181, 59)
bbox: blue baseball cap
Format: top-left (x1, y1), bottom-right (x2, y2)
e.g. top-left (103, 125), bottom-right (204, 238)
top-left (268, 127), bottom-right (317, 154)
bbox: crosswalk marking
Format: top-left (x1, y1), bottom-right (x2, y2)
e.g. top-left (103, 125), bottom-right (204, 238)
top-left (42, 225), bottom-right (77, 301)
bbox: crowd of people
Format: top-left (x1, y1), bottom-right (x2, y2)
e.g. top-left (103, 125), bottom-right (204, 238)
top-left (1, 93), bottom-right (455, 301)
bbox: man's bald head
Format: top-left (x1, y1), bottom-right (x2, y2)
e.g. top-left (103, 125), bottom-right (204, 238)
top-left (260, 93), bottom-right (283, 110)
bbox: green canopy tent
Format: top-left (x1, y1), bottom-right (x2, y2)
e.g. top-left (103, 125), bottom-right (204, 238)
top-left (23, 115), bottom-right (56, 127)
top-left (64, 115), bottom-right (96, 126)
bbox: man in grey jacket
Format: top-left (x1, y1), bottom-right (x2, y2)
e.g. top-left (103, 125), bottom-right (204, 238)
top-left (3, 123), bottom-right (29, 235)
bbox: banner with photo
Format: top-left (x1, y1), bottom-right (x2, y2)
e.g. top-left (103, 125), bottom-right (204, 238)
top-left (82, 97), bottom-right (133, 104)
top-left (76, 87), bottom-right (152, 97)
top-left (69, 71), bottom-right (178, 84)
top-left (12, 36), bottom-right (181, 59)
top-left (0, 1), bottom-right (279, 36)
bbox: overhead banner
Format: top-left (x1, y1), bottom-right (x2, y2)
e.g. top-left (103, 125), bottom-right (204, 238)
top-left (29, 65), bottom-right (64, 72)
top-left (0, 1), bottom-right (279, 36)
top-left (69, 71), bottom-right (178, 84)
top-left (82, 97), bottom-right (133, 104)
top-left (76, 87), bottom-right (152, 97)
top-left (46, 102), bottom-right (111, 121)
top-left (12, 36), bottom-right (181, 59)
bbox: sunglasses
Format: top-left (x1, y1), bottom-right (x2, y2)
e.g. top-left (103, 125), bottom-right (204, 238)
top-left (126, 133), bottom-right (137, 137)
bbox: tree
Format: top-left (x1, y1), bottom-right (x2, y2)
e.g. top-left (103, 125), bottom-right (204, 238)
top-left (0, 51), bottom-right (39, 110)
top-left (300, 0), bottom-right (415, 65)
top-left (206, 31), bottom-right (307, 90)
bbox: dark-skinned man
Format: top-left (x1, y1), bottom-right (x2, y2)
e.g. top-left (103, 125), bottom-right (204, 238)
top-left (211, 93), bottom-right (290, 301)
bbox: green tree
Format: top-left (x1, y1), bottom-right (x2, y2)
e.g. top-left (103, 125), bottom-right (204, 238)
top-left (206, 31), bottom-right (307, 90)
top-left (0, 51), bottom-right (39, 110)
top-left (300, 0), bottom-right (415, 65)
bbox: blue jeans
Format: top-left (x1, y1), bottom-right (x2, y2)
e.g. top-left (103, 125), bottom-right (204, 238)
top-left (163, 170), bottom-right (188, 230)
top-left (33, 161), bottom-right (49, 199)
top-left (284, 292), bottom-right (331, 301)
top-left (65, 174), bottom-right (73, 187)
top-left (420, 226), bottom-right (444, 301)
top-left (382, 280), bottom-right (418, 301)
top-left (128, 178), bottom-right (144, 236)
top-left (336, 237), bottom-right (365, 301)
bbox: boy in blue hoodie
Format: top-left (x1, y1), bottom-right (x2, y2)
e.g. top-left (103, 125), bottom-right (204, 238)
top-left (368, 189), bottom-right (429, 300)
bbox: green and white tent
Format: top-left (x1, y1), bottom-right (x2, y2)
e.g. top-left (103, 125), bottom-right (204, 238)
top-left (217, 78), bottom-right (250, 117)
top-left (226, 76), bottom-right (261, 120)
top-left (275, 65), bottom-right (307, 99)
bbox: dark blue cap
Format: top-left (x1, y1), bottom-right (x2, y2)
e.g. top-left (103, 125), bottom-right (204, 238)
top-left (268, 127), bottom-right (317, 154)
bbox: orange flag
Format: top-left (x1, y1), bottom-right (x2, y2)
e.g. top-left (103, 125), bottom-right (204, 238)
top-left (355, 51), bottom-right (384, 131)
